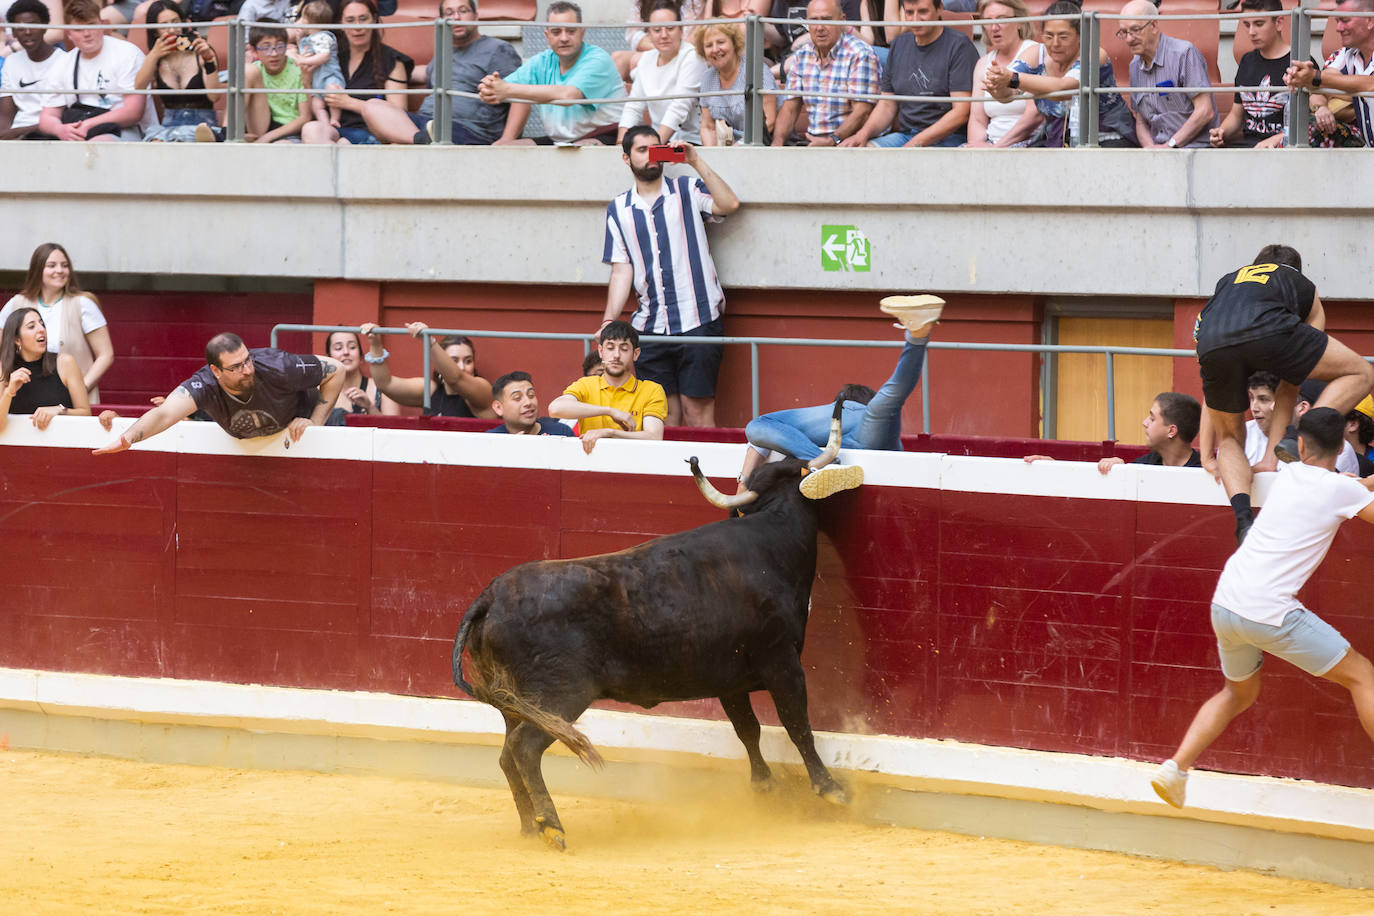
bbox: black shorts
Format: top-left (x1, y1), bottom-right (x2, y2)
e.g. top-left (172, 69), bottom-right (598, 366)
top-left (635, 316), bottom-right (724, 398)
top-left (1198, 324), bottom-right (1328, 413)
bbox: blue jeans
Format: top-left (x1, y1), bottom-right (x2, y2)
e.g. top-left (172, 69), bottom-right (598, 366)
top-left (870, 129), bottom-right (966, 148)
top-left (745, 335), bottom-right (928, 460)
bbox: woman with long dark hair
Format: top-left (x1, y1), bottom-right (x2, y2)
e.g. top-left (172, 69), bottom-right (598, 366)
top-left (0, 242), bottom-right (114, 401)
top-left (359, 321), bottom-right (494, 418)
top-left (300, 0), bottom-right (411, 144)
top-left (135, 0), bottom-right (223, 142)
top-left (0, 307), bottom-right (91, 433)
top-left (324, 329), bottom-right (399, 424)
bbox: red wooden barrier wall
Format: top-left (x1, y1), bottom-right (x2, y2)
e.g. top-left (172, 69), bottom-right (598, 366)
top-left (2, 443), bottom-right (1372, 791)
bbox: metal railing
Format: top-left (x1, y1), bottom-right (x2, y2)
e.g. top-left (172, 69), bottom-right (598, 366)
top-left (272, 322), bottom-right (1198, 439)
top-left (41, 8), bottom-right (1363, 147)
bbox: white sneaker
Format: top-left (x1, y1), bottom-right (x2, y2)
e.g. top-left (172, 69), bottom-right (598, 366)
top-left (880, 294), bottom-right (945, 336)
top-left (1150, 759), bottom-right (1187, 808)
top-left (799, 464), bottom-right (863, 500)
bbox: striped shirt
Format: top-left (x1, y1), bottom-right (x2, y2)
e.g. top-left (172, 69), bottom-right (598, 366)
top-left (1324, 46), bottom-right (1374, 146)
top-left (784, 32), bottom-right (880, 137)
top-left (602, 174), bottom-right (725, 335)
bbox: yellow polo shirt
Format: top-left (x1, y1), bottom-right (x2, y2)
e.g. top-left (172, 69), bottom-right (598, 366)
top-left (563, 374), bottom-right (668, 432)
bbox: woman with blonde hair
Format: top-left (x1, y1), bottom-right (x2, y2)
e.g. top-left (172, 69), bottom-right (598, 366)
top-left (695, 21), bottom-right (776, 144)
top-left (965, 0), bottom-right (1042, 147)
top-left (0, 242), bottom-right (113, 401)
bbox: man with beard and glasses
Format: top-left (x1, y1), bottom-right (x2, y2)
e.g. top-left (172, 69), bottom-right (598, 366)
top-left (549, 320), bottom-right (667, 454)
top-left (598, 125), bottom-right (739, 428)
top-left (93, 333), bottom-right (345, 454)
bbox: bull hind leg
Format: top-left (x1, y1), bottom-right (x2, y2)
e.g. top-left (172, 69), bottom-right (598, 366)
top-left (719, 692), bottom-right (773, 789)
top-left (506, 721), bottom-right (566, 850)
top-left (761, 657), bottom-right (849, 805)
top-left (499, 713), bottom-right (539, 835)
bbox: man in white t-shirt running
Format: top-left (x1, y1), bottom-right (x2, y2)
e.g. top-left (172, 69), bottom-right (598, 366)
top-left (1151, 407), bottom-right (1374, 808)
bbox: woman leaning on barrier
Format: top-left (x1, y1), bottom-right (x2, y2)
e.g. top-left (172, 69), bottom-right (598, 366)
top-left (696, 20), bottom-right (776, 144)
top-left (324, 329), bottom-right (400, 424)
top-left (982, 0), bottom-right (1137, 148)
top-left (136, 0), bottom-right (224, 142)
top-left (300, 0), bottom-right (411, 144)
top-left (0, 242), bottom-right (114, 402)
top-left (0, 308), bottom-right (91, 434)
top-left (359, 321), bottom-right (495, 419)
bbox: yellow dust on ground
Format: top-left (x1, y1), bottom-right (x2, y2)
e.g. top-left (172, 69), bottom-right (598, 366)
top-left (1, 749), bottom-right (1370, 915)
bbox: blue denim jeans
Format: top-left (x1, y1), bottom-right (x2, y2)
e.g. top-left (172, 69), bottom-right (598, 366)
top-left (744, 335), bottom-right (928, 460)
top-left (143, 108), bottom-right (218, 142)
top-left (870, 129), bottom-right (966, 148)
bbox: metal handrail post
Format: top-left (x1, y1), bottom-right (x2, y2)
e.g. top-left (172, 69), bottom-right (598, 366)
top-left (227, 18), bottom-right (245, 141)
top-left (921, 348), bottom-right (931, 434)
top-left (422, 331), bottom-right (433, 410)
top-left (1076, 11), bottom-right (1100, 147)
top-left (750, 342), bottom-right (760, 418)
top-left (1288, 8), bottom-right (1312, 148)
top-left (743, 15), bottom-right (764, 145)
top-left (1104, 350), bottom-right (1116, 440)
top-left (434, 19), bottom-right (454, 145)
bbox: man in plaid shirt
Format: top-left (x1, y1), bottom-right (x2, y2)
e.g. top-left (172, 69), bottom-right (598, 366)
top-left (771, 0), bottom-right (880, 146)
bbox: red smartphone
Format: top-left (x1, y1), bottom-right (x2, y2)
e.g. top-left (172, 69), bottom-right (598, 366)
top-left (647, 144), bottom-right (687, 163)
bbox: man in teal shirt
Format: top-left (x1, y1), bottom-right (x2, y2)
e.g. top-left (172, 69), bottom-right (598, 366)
top-left (479, 0), bottom-right (626, 144)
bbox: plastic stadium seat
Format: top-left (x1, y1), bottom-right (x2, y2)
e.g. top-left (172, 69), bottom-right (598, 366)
top-left (476, 0), bottom-right (537, 20)
top-left (940, 10), bottom-right (977, 39)
top-left (382, 15), bottom-right (439, 71)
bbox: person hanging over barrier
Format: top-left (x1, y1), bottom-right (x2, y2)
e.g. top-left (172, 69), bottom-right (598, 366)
top-left (1150, 407), bottom-right (1374, 810)
top-left (739, 295), bottom-right (942, 499)
top-left (1194, 244), bottom-right (1374, 544)
top-left (92, 332), bottom-right (345, 452)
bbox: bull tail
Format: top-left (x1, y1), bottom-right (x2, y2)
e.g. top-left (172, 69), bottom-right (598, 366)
top-left (477, 668), bottom-right (605, 771)
top-left (452, 595), bottom-right (488, 698)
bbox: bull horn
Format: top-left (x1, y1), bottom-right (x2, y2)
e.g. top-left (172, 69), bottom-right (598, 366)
top-left (806, 396), bottom-right (846, 469)
top-left (687, 457), bottom-right (758, 509)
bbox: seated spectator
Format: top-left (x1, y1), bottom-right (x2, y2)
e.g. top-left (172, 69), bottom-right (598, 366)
top-left (360, 0), bottom-right (522, 145)
top-left (581, 350), bottom-right (604, 377)
top-left (244, 21), bottom-right (312, 143)
top-left (965, 0), bottom-right (1040, 148)
top-left (771, 0), bottom-right (879, 147)
top-left (360, 321), bottom-right (495, 418)
top-left (236, 0), bottom-right (291, 30)
top-left (618, 0), bottom-right (707, 144)
top-left (294, 1), bottom-right (346, 131)
top-left (36, 0), bottom-right (155, 141)
top-left (323, 330), bottom-right (399, 424)
top-left (479, 1), bottom-right (627, 146)
top-left (984, 0), bottom-right (1136, 148)
top-left (100, 0), bottom-right (139, 27)
top-left (300, 0), bottom-right (411, 145)
top-left (616, 0), bottom-right (732, 81)
top-left (767, 0), bottom-right (876, 64)
top-left (1285, 0), bottom-right (1374, 148)
top-left (0, 242), bottom-right (113, 401)
top-left (1210, 0), bottom-right (1299, 149)
top-left (842, 0), bottom-right (976, 148)
top-left (488, 371), bottom-right (575, 435)
top-left (696, 21), bottom-right (777, 145)
top-left (135, 0), bottom-right (223, 143)
top-left (1066, 393), bottom-right (1201, 474)
top-left (0, 0), bottom-right (67, 140)
top-left (1120, 0), bottom-right (1216, 149)
top-left (1344, 407), bottom-right (1374, 476)
top-left (549, 321), bottom-right (667, 454)
top-left (0, 307), bottom-right (91, 433)
top-left (1243, 370), bottom-right (1279, 466)
top-left (1352, 396), bottom-right (1374, 463)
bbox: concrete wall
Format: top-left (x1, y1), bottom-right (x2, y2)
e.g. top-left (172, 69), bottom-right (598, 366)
top-left (2, 145), bottom-right (1369, 299)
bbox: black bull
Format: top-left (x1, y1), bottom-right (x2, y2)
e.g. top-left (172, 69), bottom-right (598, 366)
top-left (453, 415), bottom-right (854, 850)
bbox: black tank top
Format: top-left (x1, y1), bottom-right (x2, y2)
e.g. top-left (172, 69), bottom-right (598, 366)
top-left (8, 356), bottom-right (72, 414)
top-left (155, 62), bottom-right (214, 110)
top-left (422, 381), bottom-right (476, 418)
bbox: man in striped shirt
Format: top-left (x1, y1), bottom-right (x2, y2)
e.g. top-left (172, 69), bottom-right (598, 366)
top-left (600, 125), bottom-right (740, 427)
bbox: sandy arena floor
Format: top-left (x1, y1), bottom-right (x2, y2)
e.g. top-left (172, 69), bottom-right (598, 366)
top-left (2, 748), bottom-right (1371, 915)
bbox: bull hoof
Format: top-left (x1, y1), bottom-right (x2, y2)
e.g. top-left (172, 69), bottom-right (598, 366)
top-left (750, 777), bottom-right (775, 794)
top-left (817, 783), bottom-right (851, 806)
top-left (536, 816), bottom-right (566, 852)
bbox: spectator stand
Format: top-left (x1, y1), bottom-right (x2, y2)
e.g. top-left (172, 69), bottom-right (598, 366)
top-left (516, 22), bottom-right (630, 138)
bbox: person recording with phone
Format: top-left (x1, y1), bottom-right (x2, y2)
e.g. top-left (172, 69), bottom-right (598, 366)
top-left (135, 0), bottom-right (223, 142)
top-left (600, 125), bottom-right (739, 428)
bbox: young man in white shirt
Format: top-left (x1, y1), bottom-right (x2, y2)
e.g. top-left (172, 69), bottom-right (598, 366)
top-left (1151, 407), bottom-right (1374, 808)
top-left (35, 0), bottom-right (153, 141)
top-left (0, 0), bottom-right (67, 139)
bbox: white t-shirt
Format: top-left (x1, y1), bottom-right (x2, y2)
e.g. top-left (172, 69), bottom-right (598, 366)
top-left (1213, 460), bottom-right (1374, 626)
top-left (620, 46), bottom-right (708, 139)
top-left (0, 47), bottom-right (70, 129)
top-left (0, 293), bottom-right (106, 353)
top-left (38, 36), bottom-right (156, 139)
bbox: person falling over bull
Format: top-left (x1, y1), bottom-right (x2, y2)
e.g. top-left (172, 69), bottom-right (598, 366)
top-left (739, 295), bottom-right (944, 498)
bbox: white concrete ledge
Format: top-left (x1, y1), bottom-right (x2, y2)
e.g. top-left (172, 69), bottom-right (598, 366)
top-left (1, 667), bottom-right (1370, 888)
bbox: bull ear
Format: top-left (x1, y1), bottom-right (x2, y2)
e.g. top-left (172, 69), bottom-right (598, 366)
top-left (687, 457), bottom-right (759, 509)
top-left (806, 395), bottom-right (845, 469)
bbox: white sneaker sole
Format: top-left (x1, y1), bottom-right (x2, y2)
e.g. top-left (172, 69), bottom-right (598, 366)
top-left (1150, 767), bottom-right (1187, 808)
top-left (880, 295), bottom-right (945, 335)
top-left (799, 464), bottom-right (864, 500)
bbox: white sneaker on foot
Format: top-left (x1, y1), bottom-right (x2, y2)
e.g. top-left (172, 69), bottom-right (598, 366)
top-left (1150, 759), bottom-right (1187, 808)
top-left (880, 294), bottom-right (945, 336)
top-left (799, 464), bottom-right (863, 500)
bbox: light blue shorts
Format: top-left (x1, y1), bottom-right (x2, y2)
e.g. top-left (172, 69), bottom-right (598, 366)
top-left (1211, 602), bottom-right (1350, 681)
